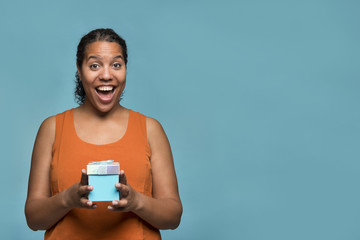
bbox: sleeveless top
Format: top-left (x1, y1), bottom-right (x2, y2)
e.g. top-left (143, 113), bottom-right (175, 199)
top-left (45, 109), bottom-right (161, 240)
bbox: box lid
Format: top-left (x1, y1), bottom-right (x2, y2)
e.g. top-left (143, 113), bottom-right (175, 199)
top-left (87, 160), bottom-right (120, 175)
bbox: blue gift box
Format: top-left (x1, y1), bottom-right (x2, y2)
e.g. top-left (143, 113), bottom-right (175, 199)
top-left (87, 160), bottom-right (120, 202)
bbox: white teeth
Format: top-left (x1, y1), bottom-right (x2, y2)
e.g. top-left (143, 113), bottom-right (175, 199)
top-left (97, 86), bottom-right (114, 91)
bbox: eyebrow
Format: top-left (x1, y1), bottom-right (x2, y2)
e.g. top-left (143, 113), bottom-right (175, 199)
top-left (86, 55), bottom-right (124, 61)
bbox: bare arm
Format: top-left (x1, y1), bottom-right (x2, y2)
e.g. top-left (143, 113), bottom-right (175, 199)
top-left (109, 117), bottom-right (182, 229)
top-left (25, 117), bottom-right (96, 231)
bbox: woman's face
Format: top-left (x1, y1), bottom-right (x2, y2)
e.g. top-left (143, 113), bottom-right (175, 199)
top-left (77, 41), bottom-right (126, 113)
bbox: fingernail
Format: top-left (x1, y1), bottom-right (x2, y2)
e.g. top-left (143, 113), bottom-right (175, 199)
top-left (112, 200), bottom-right (118, 205)
top-left (115, 183), bottom-right (120, 188)
top-left (87, 201), bottom-right (92, 206)
top-left (108, 206), bottom-right (113, 210)
top-left (88, 185), bottom-right (93, 190)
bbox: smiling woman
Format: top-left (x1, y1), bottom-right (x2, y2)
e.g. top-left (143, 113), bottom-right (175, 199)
top-left (78, 41), bottom-right (127, 113)
top-left (74, 29), bottom-right (128, 106)
top-left (24, 28), bottom-right (182, 240)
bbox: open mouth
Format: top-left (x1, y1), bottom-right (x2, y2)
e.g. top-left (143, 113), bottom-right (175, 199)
top-left (95, 86), bottom-right (116, 102)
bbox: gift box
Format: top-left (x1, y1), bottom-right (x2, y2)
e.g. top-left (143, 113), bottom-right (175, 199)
top-left (87, 160), bottom-right (120, 201)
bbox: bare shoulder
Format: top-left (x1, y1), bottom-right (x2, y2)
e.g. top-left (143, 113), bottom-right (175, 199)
top-left (146, 117), bottom-right (163, 132)
top-left (32, 115), bottom-right (57, 159)
top-left (41, 115), bottom-right (56, 130)
top-left (37, 115), bottom-right (56, 143)
top-left (145, 117), bottom-right (168, 143)
top-left (145, 116), bottom-right (173, 163)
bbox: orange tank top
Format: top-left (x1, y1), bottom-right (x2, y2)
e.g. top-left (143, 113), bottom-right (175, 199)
top-left (45, 109), bottom-right (161, 240)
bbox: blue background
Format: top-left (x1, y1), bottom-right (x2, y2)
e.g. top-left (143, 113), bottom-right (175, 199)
top-left (1, 0), bottom-right (359, 239)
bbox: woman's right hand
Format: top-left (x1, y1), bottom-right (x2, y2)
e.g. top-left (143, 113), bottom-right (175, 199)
top-left (64, 169), bottom-right (97, 209)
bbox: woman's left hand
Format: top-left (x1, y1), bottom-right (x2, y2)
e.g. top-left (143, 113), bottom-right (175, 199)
top-left (108, 170), bottom-right (140, 212)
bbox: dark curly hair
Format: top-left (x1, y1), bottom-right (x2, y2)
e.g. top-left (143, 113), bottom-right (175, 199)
top-left (75, 28), bottom-right (128, 104)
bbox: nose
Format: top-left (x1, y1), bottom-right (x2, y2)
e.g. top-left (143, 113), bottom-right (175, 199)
top-left (100, 66), bottom-right (112, 81)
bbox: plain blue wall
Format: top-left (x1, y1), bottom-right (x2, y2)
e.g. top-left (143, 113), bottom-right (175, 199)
top-left (1, 0), bottom-right (360, 239)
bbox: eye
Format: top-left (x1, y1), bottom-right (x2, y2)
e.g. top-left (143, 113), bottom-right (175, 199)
top-left (89, 63), bottom-right (100, 70)
top-left (113, 63), bottom-right (122, 69)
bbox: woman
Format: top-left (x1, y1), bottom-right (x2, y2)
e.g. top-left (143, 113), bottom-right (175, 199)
top-left (25, 28), bottom-right (182, 239)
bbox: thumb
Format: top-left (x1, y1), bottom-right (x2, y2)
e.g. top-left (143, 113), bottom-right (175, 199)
top-left (80, 169), bottom-right (88, 186)
top-left (119, 170), bottom-right (127, 185)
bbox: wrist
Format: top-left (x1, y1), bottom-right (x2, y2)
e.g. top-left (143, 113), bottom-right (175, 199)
top-left (61, 188), bottom-right (73, 210)
top-left (133, 191), bottom-right (144, 212)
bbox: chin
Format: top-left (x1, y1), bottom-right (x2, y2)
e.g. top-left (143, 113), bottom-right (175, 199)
top-left (84, 96), bottom-right (120, 113)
